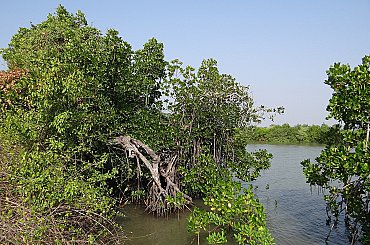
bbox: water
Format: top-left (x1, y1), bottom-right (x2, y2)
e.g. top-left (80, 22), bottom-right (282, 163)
top-left (248, 144), bottom-right (349, 245)
top-left (118, 204), bottom-right (196, 244)
top-left (119, 144), bottom-right (351, 244)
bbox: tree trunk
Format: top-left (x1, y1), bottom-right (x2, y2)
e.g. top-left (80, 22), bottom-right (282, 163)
top-left (114, 136), bottom-right (192, 215)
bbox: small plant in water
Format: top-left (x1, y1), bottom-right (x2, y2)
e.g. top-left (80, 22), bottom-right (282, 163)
top-left (188, 181), bottom-right (274, 244)
top-left (165, 192), bottom-right (187, 219)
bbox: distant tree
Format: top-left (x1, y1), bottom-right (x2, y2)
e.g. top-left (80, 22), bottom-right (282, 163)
top-left (241, 124), bottom-right (334, 144)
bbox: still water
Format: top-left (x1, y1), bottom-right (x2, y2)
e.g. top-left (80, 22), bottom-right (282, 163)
top-left (247, 144), bottom-right (349, 245)
top-left (120, 144), bottom-right (351, 244)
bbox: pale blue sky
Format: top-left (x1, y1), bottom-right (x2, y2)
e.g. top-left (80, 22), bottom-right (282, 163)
top-left (1, 1), bottom-right (369, 126)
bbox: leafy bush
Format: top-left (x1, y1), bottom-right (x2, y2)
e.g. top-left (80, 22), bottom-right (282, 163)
top-left (302, 56), bottom-right (370, 243)
top-left (0, 5), bottom-right (166, 243)
top-left (186, 155), bottom-right (273, 244)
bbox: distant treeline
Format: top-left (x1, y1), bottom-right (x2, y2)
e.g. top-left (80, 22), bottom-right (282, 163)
top-left (240, 124), bottom-right (339, 145)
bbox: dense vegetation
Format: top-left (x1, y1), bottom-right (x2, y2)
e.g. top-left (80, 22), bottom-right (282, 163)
top-left (0, 6), bottom-right (279, 244)
top-left (302, 56), bottom-right (370, 244)
top-left (240, 124), bottom-right (338, 145)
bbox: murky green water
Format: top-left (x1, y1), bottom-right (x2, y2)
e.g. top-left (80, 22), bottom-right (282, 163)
top-left (118, 204), bottom-right (194, 244)
top-left (119, 144), bottom-right (351, 244)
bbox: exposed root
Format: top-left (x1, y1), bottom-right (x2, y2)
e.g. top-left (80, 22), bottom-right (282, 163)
top-left (114, 136), bottom-right (192, 215)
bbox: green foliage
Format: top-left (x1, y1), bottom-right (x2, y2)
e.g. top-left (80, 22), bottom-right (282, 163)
top-left (165, 58), bottom-right (260, 142)
top-left (1, 6), bottom-right (166, 149)
top-left (180, 155), bottom-right (230, 195)
top-left (0, 5), bottom-right (167, 242)
top-left (152, 45), bottom-right (275, 242)
top-left (241, 123), bottom-right (337, 145)
top-left (302, 55), bottom-right (370, 243)
top-left (165, 59), bottom-right (277, 187)
top-left (231, 132), bottom-right (273, 182)
top-left (186, 155), bottom-right (273, 244)
top-left (206, 231), bottom-right (228, 244)
top-left (325, 56), bottom-right (370, 129)
top-left (11, 149), bottom-right (115, 213)
top-left (0, 2), bottom-right (168, 197)
top-left (0, 140), bottom-right (122, 244)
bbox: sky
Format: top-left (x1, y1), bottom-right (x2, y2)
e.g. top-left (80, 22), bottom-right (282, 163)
top-left (1, 1), bottom-right (369, 126)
